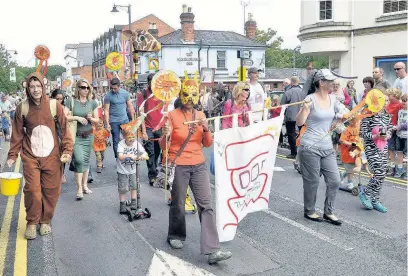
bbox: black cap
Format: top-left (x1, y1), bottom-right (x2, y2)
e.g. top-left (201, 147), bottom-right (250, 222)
top-left (110, 78), bottom-right (120, 86)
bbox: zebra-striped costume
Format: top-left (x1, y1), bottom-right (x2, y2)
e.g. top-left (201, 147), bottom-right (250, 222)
top-left (360, 110), bottom-right (392, 203)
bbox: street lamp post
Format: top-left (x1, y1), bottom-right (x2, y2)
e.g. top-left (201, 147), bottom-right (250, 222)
top-left (6, 50), bottom-right (18, 66)
top-left (111, 4), bottom-right (133, 80)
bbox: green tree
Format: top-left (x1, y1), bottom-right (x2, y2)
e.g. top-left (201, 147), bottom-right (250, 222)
top-left (255, 29), bottom-right (329, 69)
top-left (0, 43), bottom-right (66, 94)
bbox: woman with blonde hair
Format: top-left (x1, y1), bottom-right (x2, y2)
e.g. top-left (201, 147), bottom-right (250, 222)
top-left (221, 81), bottom-right (250, 129)
top-left (66, 79), bottom-right (100, 200)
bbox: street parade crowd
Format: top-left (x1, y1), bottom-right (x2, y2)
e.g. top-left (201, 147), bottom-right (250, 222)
top-left (0, 60), bottom-right (407, 265)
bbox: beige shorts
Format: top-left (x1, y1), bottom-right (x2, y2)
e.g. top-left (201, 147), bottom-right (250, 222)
top-left (117, 173), bottom-right (137, 193)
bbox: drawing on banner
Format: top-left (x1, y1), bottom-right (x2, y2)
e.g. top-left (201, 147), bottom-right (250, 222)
top-left (214, 107), bottom-right (285, 242)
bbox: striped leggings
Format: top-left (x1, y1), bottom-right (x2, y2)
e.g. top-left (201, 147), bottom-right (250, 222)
top-left (364, 143), bottom-right (388, 203)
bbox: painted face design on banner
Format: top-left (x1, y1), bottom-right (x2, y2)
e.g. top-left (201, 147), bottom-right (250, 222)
top-left (181, 70), bottom-right (201, 105)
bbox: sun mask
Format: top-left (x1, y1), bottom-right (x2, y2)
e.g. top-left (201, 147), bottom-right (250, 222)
top-left (181, 71), bottom-right (200, 105)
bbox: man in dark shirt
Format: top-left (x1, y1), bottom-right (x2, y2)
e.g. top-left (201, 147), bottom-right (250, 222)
top-left (136, 73), bottom-right (163, 185)
top-left (280, 76), bottom-right (305, 159)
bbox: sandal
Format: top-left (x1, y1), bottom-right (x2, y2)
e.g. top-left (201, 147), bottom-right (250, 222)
top-left (83, 187), bottom-right (92, 194)
top-left (24, 225), bottom-right (37, 240)
top-left (40, 224), bottom-right (52, 236)
top-left (76, 192), bottom-right (84, 200)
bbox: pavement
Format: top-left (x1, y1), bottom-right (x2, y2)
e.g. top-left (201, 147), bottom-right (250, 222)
top-left (0, 144), bottom-right (407, 276)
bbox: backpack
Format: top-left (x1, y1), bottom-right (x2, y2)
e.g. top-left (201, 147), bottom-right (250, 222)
top-left (20, 99), bottom-right (57, 119)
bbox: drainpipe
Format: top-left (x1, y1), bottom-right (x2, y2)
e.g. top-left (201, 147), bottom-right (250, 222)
top-left (198, 39), bottom-right (203, 73)
top-left (350, 0), bottom-right (354, 76)
top-left (207, 45), bottom-right (211, 68)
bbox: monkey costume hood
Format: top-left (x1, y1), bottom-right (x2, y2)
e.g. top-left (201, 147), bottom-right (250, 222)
top-left (8, 72), bottom-right (73, 225)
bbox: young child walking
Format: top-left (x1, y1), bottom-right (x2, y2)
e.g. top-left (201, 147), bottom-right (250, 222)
top-left (117, 128), bottom-right (148, 214)
top-left (394, 94), bottom-right (408, 178)
top-left (93, 121), bottom-right (110, 173)
top-left (1, 110), bottom-right (11, 142)
top-left (339, 117), bottom-right (365, 189)
top-left (359, 93), bottom-right (392, 213)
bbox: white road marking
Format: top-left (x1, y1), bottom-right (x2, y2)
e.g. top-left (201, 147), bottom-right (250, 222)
top-left (276, 194), bottom-right (392, 240)
top-left (262, 209), bottom-right (354, 251)
top-left (273, 167), bottom-right (285, 172)
top-left (147, 250), bottom-right (215, 276)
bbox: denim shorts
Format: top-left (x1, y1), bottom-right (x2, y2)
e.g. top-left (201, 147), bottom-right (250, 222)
top-left (396, 137), bottom-right (407, 153)
top-left (388, 131), bottom-right (397, 151)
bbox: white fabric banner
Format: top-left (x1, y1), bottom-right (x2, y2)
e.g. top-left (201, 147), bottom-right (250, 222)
top-left (214, 107), bottom-right (286, 242)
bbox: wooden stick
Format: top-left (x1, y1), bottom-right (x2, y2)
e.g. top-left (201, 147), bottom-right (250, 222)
top-left (183, 100), bottom-right (306, 124)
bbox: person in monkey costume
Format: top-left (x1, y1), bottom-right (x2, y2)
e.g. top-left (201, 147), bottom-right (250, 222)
top-left (7, 72), bottom-right (73, 240)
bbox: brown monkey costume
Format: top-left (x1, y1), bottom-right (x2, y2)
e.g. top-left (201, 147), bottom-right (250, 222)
top-left (7, 72), bottom-right (73, 239)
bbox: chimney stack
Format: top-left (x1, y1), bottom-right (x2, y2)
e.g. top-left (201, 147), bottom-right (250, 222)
top-left (180, 5), bottom-right (195, 42)
top-left (245, 13), bottom-right (257, 39)
top-left (149, 22), bottom-right (159, 38)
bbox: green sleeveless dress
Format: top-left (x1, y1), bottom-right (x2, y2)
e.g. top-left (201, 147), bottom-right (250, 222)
top-left (66, 99), bottom-right (98, 173)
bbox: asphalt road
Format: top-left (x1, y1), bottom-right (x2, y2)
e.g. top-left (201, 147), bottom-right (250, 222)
top-left (0, 144), bottom-right (407, 276)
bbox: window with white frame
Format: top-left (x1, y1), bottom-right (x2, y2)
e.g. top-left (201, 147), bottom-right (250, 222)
top-left (383, 0), bottom-right (407, 13)
top-left (319, 0), bottom-right (332, 20)
top-left (217, 51), bottom-right (226, 69)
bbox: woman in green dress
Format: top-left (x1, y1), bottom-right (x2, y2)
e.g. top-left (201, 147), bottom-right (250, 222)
top-left (66, 79), bottom-right (99, 200)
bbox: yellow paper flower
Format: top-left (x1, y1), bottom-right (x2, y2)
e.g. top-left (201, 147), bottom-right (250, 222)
top-left (106, 52), bottom-right (124, 71)
top-left (365, 89), bottom-right (385, 113)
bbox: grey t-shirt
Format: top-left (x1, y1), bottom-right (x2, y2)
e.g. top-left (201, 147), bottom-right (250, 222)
top-left (300, 94), bottom-right (340, 150)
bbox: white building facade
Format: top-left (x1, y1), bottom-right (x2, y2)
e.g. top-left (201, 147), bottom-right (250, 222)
top-left (298, 0), bottom-right (407, 91)
top-left (155, 35), bottom-right (265, 82)
top-left (64, 43), bottom-right (93, 92)
top-left (145, 7), bottom-right (266, 84)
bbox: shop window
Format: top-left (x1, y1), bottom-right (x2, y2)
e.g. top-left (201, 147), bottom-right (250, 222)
top-left (383, 0), bottom-right (407, 13)
top-left (376, 56), bottom-right (407, 85)
top-left (273, 83), bottom-right (278, 88)
top-left (217, 51), bottom-right (226, 69)
top-left (319, 0), bottom-right (332, 20)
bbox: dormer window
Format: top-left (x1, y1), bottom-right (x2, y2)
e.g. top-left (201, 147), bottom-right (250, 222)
top-left (319, 0), bottom-right (332, 20)
top-left (383, 0), bottom-right (407, 13)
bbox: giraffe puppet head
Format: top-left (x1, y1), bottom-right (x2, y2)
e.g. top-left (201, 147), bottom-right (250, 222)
top-left (122, 29), bottom-right (161, 52)
top-left (181, 70), bottom-right (201, 105)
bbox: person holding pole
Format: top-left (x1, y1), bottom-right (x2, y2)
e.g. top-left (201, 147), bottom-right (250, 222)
top-left (160, 73), bottom-right (232, 264)
top-left (296, 69), bottom-right (343, 225)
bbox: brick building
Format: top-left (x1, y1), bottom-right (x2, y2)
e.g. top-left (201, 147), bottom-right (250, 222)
top-left (92, 14), bottom-right (174, 90)
top-left (72, 66), bottom-right (92, 84)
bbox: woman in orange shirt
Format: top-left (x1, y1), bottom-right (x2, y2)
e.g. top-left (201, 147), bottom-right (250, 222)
top-left (161, 73), bottom-right (232, 265)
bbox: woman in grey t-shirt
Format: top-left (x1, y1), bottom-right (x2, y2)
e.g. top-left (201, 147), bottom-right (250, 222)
top-left (296, 69), bottom-right (343, 225)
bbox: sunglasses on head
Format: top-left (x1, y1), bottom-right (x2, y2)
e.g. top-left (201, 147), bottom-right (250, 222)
top-left (79, 86), bottom-right (90, 90)
top-left (243, 88), bottom-right (250, 91)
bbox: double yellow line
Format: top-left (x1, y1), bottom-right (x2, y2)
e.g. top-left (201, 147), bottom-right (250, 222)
top-left (276, 154), bottom-right (407, 186)
top-left (0, 156), bottom-right (27, 276)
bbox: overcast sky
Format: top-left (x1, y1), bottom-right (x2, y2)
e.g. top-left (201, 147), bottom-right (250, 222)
top-left (1, 0), bottom-right (302, 67)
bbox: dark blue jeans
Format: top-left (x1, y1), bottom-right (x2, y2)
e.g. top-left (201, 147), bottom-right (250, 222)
top-left (145, 128), bottom-right (162, 180)
top-left (110, 120), bottom-right (128, 158)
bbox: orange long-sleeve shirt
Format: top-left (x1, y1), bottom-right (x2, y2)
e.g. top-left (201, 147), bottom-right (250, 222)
top-left (160, 108), bottom-right (212, 165)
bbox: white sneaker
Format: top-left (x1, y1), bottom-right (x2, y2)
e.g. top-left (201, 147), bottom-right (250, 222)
top-left (347, 182), bottom-right (354, 190)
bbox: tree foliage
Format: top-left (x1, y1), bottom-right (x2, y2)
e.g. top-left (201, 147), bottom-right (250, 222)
top-left (0, 44), bottom-right (66, 94)
top-left (255, 29), bottom-right (329, 69)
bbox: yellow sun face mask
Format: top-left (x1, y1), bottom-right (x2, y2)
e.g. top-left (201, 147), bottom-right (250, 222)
top-left (181, 71), bottom-right (201, 105)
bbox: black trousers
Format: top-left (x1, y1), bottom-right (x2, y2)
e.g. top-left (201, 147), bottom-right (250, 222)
top-left (286, 121), bottom-right (297, 156)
